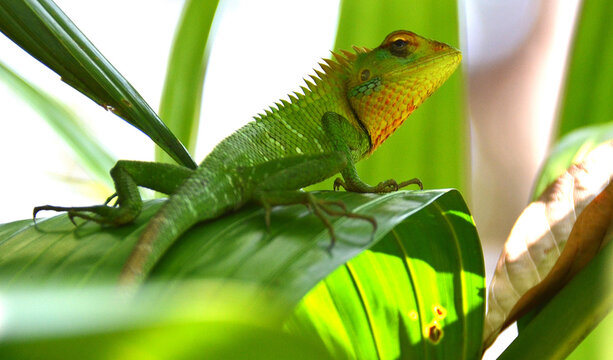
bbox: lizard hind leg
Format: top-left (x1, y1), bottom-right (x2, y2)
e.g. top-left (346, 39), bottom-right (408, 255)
top-left (255, 190), bottom-right (376, 250)
top-left (247, 152), bottom-right (377, 250)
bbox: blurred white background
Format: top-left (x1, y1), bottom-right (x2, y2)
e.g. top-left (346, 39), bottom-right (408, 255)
top-left (0, 0), bottom-right (340, 221)
top-left (0, 0), bottom-right (582, 358)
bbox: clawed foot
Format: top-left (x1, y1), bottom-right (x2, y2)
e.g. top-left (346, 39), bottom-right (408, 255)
top-left (33, 203), bottom-right (138, 227)
top-left (104, 193), bottom-right (118, 206)
top-left (260, 194), bottom-right (377, 251)
top-left (34, 205), bottom-right (95, 226)
top-left (333, 177), bottom-right (423, 193)
top-left (306, 196), bottom-right (377, 251)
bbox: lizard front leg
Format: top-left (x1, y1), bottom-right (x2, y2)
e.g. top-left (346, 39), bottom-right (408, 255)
top-left (321, 112), bottom-right (423, 193)
top-left (34, 161), bottom-right (194, 226)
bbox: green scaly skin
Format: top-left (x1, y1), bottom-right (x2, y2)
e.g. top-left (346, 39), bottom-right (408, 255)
top-left (34, 30), bottom-right (462, 286)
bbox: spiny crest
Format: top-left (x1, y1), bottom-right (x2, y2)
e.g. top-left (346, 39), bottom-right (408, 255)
top-left (253, 46), bottom-right (362, 121)
top-left (352, 45), bottom-right (370, 54)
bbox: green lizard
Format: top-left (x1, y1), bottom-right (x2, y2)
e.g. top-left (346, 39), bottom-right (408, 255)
top-left (34, 30), bottom-right (461, 285)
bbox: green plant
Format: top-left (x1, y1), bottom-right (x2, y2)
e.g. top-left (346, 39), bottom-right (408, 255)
top-left (0, 0), bottom-right (610, 359)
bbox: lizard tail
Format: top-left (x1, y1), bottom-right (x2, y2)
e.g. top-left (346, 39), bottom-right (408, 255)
top-left (118, 194), bottom-right (200, 286)
top-left (118, 171), bottom-right (237, 287)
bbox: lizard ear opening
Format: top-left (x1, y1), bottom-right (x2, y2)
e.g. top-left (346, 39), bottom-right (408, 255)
top-left (360, 69), bottom-right (371, 82)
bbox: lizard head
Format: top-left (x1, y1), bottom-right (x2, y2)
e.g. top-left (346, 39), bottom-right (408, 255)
top-left (346, 30), bottom-right (461, 152)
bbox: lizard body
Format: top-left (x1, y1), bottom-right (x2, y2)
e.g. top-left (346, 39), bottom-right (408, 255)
top-left (34, 31), bottom-right (461, 285)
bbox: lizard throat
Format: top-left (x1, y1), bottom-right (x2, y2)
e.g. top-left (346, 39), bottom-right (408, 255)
top-left (368, 104), bottom-right (416, 152)
top-left (350, 83), bottom-right (419, 153)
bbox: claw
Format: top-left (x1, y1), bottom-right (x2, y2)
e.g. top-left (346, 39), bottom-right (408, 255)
top-left (67, 212), bottom-right (79, 226)
top-left (104, 193), bottom-right (118, 206)
top-left (397, 178), bottom-right (423, 190)
top-left (33, 207), bottom-right (41, 224)
top-left (262, 203), bottom-right (272, 230)
top-left (32, 205), bottom-right (86, 226)
top-left (33, 205), bottom-right (68, 223)
top-left (32, 207), bottom-right (43, 225)
top-left (333, 177), bottom-right (345, 191)
top-left (379, 179), bottom-right (399, 192)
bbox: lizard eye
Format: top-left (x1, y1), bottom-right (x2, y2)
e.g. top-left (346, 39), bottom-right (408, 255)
top-left (360, 69), bottom-right (370, 82)
top-left (389, 38), bottom-right (410, 57)
top-left (392, 39), bottom-right (408, 48)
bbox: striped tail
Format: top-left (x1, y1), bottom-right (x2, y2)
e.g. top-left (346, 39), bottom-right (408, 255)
top-left (118, 170), bottom-right (240, 286)
top-left (118, 194), bottom-right (201, 286)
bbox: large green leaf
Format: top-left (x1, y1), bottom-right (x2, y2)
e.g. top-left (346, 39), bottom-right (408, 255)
top-left (156, 0), bottom-right (220, 164)
top-left (0, 0), bottom-right (196, 168)
top-left (0, 191), bottom-right (460, 288)
top-left (285, 194), bottom-right (484, 359)
top-left (0, 190), bottom-right (484, 358)
top-left (556, 0), bottom-right (613, 138)
top-left (321, 0), bottom-right (467, 194)
top-left (0, 283), bottom-right (332, 360)
top-left (0, 60), bottom-right (115, 188)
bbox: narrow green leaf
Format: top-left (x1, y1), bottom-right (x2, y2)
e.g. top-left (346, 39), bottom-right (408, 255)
top-left (498, 240), bottom-right (613, 360)
top-left (567, 310), bottom-right (613, 359)
top-left (532, 122), bottom-right (613, 199)
top-left (0, 0), bottom-right (196, 168)
top-left (285, 195), bottom-right (484, 359)
top-left (156, 0), bottom-right (220, 164)
top-left (0, 60), bottom-right (115, 188)
top-left (312, 0), bottom-right (467, 194)
top-left (556, 0), bottom-right (613, 138)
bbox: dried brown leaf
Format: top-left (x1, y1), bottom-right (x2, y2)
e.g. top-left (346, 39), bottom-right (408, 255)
top-left (483, 141), bottom-right (613, 349)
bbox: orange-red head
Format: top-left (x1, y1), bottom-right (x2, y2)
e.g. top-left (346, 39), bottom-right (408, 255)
top-left (346, 31), bottom-right (461, 151)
